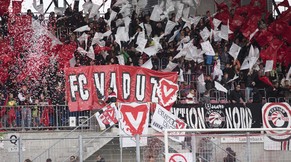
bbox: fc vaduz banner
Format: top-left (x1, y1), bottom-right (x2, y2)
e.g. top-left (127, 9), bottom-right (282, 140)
top-left (65, 65), bottom-right (178, 111)
top-left (171, 103), bottom-right (263, 129)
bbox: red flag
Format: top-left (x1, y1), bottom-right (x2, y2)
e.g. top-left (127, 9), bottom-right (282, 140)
top-left (259, 76), bottom-right (273, 87)
top-left (229, 14), bottom-right (245, 31)
top-left (277, 0), bottom-right (290, 7)
top-left (41, 108), bottom-right (50, 127)
top-left (215, 1), bottom-right (229, 11)
top-left (94, 44), bottom-right (111, 54)
top-left (230, 0), bottom-right (241, 7)
top-left (8, 108), bottom-right (16, 126)
top-left (260, 39), bottom-right (283, 67)
top-left (214, 10), bottom-right (229, 25)
top-left (255, 29), bottom-right (274, 47)
top-left (0, 0), bottom-right (10, 15)
top-left (12, 0), bottom-right (24, 14)
top-left (240, 14), bottom-right (261, 39)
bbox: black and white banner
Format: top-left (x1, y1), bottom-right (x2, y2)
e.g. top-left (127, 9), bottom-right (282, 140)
top-left (171, 103), bottom-right (263, 129)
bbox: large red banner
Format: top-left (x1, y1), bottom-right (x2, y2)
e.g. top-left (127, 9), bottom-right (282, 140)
top-left (65, 65), bottom-right (178, 111)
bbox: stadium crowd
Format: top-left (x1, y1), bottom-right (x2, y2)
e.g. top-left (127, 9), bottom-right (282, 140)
top-left (0, 0), bottom-right (290, 128)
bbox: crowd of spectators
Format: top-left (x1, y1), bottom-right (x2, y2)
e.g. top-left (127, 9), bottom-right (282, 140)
top-left (0, 0), bottom-right (290, 128)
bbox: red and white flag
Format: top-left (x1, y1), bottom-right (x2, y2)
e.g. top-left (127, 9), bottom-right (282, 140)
top-left (95, 103), bottom-right (118, 130)
top-left (118, 102), bottom-right (150, 147)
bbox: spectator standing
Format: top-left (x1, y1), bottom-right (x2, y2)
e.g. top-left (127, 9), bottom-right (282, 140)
top-left (223, 147), bottom-right (236, 162)
top-left (105, 87), bottom-right (117, 104)
top-left (6, 92), bottom-right (17, 127)
top-left (245, 70), bottom-right (257, 102)
top-left (186, 89), bottom-right (197, 104)
top-left (229, 85), bottom-right (246, 106)
top-left (18, 85), bottom-right (32, 128)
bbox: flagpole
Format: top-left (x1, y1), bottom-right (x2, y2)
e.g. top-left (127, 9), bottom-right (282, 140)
top-left (136, 134), bottom-right (141, 162)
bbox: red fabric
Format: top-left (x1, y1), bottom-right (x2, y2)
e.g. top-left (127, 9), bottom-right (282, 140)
top-left (0, 0), bottom-right (10, 16)
top-left (277, 0), bottom-right (290, 7)
top-left (250, 0), bottom-right (267, 10)
top-left (259, 76), bottom-right (273, 87)
top-left (230, 0), bottom-right (241, 7)
top-left (41, 108), bottom-right (50, 126)
top-left (8, 108), bottom-right (16, 125)
top-left (12, 0), bottom-right (24, 14)
top-left (260, 39), bottom-right (284, 67)
top-left (214, 10), bottom-right (229, 25)
top-left (215, 1), bottom-right (229, 11)
top-left (57, 42), bottom-right (77, 71)
top-left (65, 65), bottom-right (178, 112)
top-left (240, 14), bottom-right (261, 39)
top-left (94, 45), bottom-right (111, 54)
top-left (229, 14), bottom-right (245, 31)
top-left (255, 29), bottom-right (274, 47)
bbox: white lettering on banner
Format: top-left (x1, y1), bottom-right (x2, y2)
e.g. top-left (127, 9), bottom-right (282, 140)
top-left (172, 106), bottom-right (253, 129)
top-left (125, 112), bottom-right (144, 130)
top-left (78, 74), bottom-right (89, 101)
top-left (136, 75), bottom-right (146, 101)
top-left (122, 73), bottom-right (131, 99)
top-left (69, 75), bottom-right (78, 101)
top-left (150, 77), bottom-right (159, 103)
top-left (110, 72), bottom-right (117, 93)
top-left (93, 72), bottom-right (105, 96)
top-left (225, 107), bottom-right (252, 128)
top-left (172, 107), bottom-right (206, 129)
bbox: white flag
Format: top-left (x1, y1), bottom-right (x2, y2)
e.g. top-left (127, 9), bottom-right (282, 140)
top-left (200, 27), bottom-right (211, 41)
top-left (286, 67), bottom-right (291, 80)
top-left (264, 60), bottom-right (274, 73)
top-left (215, 81), bottom-right (228, 93)
top-left (178, 68), bottom-right (184, 82)
top-left (219, 24), bottom-right (229, 41)
top-left (213, 18), bottom-right (222, 30)
top-left (162, 61), bottom-right (178, 72)
top-left (69, 57), bottom-right (76, 67)
top-left (89, 4), bottom-right (100, 19)
top-left (229, 43), bottom-right (241, 60)
top-left (141, 58), bottom-right (153, 69)
top-left (198, 74), bottom-right (205, 85)
top-left (116, 55), bottom-right (125, 65)
top-left (164, 20), bottom-right (177, 35)
top-left (201, 41), bottom-right (215, 56)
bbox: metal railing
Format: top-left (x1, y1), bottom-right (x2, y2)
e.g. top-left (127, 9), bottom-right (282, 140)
top-left (0, 105), bottom-right (91, 131)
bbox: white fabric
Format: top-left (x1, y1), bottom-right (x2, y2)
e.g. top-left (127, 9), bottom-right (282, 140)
top-left (162, 61), bottom-right (178, 72)
top-left (151, 104), bottom-right (187, 143)
top-left (201, 41), bottom-right (215, 56)
top-left (150, 5), bottom-right (163, 22)
top-left (213, 18), bottom-right (222, 30)
top-left (219, 24), bottom-right (229, 41)
top-left (74, 25), bottom-right (90, 32)
top-left (214, 81), bottom-right (228, 93)
top-left (264, 60), bottom-right (274, 73)
top-left (89, 4), bottom-right (100, 18)
top-left (141, 58), bottom-right (153, 69)
top-left (200, 27), bottom-right (211, 41)
top-left (228, 42), bottom-right (241, 60)
top-left (164, 20), bottom-right (177, 35)
top-left (116, 55), bottom-right (125, 65)
top-left (198, 74), bottom-right (206, 85)
top-left (69, 56), bottom-right (76, 67)
top-left (168, 29), bottom-right (180, 43)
